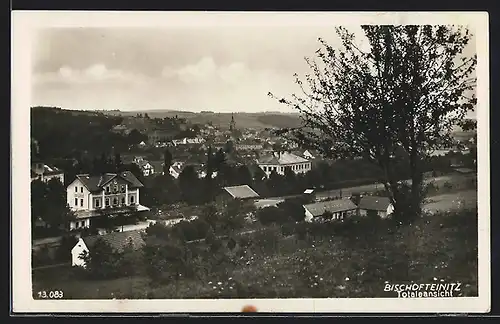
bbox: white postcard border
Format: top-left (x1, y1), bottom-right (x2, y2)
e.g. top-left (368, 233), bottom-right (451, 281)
top-left (11, 11), bottom-right (490, 313)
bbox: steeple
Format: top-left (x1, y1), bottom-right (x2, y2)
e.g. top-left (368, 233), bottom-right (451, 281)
top-left (229, 113), bottom-right (236, 131)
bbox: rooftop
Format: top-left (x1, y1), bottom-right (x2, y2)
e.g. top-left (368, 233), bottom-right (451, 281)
top-left (358, 196), bottom-right (392, 211)
top-left (223, 185), bottom-right (260, 199)
top-left (75, 171), bottom-right (144, 192)
top-left (83, 229), bottom-right (145, 253)
top-left (304, 199), bottom-right (358, 217)
top-left (257, 152), bottom-right (309, 165)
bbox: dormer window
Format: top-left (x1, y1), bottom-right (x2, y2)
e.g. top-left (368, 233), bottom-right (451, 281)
top-left (120, 185), bottom-right (125, 193)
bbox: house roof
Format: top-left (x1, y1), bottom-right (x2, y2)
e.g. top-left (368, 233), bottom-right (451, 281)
top-left (83, 229), bottom-right (145, 253)
top-left (453, 168), bottom-right (475, 174)
top-left (358, 196), bottom-right (392, 212)
top-left (304, 199), bottom-right (358, 217)
top-left (150, 161), bottom-right (164, 172)
top-left (75, 171), bottom-right (144, 192)
top-left (170, 165), bottom-right (184, 174)
top-left (257, 152), bottom-right (309, 165)
top-left (223, 185), bottom-right (260, 199)
top-left (31, 163), bottom-right (64, 176)
top-left (136, 159), bottom-right (152, 168)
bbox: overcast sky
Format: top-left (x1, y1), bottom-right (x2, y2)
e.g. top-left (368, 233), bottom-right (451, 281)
top-left (31, 26), bottom-right (476, 114)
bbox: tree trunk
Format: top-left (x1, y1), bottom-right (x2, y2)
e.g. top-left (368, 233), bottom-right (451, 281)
top-left (409, 150), bottom-right (423, 220)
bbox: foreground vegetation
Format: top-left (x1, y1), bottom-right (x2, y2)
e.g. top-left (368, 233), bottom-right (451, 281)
top-left (33, 208), bottom-right (478, 299)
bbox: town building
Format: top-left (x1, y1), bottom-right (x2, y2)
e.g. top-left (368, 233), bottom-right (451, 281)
top-left (357, 196), bottom-right (394, 219)
top-left (31, 161), bottom-right (65, 184)
top-left (257, 151), bottom-right (312, 177)
top-left (66, 171), bottom-right (150, 230)
top-left (71, 229), bottom-right (146, 267)
top-left (303, 199), bottom-right (358, 223)
top-left (148, 129), bottom-right (176, 146)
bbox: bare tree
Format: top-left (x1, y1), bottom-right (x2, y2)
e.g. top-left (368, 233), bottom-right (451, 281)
top-left (270, 25), bottom-right (476, 221)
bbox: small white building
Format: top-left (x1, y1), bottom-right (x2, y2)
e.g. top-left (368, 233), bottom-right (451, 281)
top-left (169, 162), bottom-right (185, 179)
top-left (358, 196), bottom-right (394, 219)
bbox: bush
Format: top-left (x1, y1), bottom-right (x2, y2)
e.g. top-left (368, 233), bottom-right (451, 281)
top-left (175, 219), bottom-right (210, 241)
top-left (256, 206), bottom-right (288, 225)
top-left (80, 238), bottom-right (124, 280)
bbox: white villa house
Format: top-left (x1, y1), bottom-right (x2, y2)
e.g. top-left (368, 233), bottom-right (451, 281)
top-left (66, 171), bottom-right (150, 230)
top-left (257, 151), bottom-right (312, 178)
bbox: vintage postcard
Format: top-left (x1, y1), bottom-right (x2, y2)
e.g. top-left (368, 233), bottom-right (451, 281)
top-left (11, 11), bottom-right (490, 313)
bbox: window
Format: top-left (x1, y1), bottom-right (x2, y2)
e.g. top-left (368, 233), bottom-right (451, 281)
top-left (121, 197), bottom-right (125, 205)
top-left (105, 198), bottom-right (110, 206)
top-left (81, 187), bottom-right (83, 193)
top-left (114, 185), bottom-right (118, 193)
top-left (80, 199), bottom-right (83, 207)
top-left (74, 198), bottom-right (78, 206)
top-left (95, 199), bottom-right (100, 208)
top-left (113, 198), bottom-right (118, 206)
top-left (130, 196), bottom-right (135, 204)
top-left (120, 185), bottom-right (125, 193)
top-left (75, 187), bottom-right (78, 192)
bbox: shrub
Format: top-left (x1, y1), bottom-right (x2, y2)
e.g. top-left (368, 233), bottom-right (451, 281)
top-left (79, 238), bottom-right (124, 280)
top-left (256, 206), bottom-right (288, 225)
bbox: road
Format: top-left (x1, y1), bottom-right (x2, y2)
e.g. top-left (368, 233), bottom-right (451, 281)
top-left (314, 174), bottom-right (474, 200)
top-left (422, 190), bottom-right (477, 214)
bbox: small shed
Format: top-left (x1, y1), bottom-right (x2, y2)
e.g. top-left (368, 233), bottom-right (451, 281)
top-left (358, 196), bottom-right (394, 219)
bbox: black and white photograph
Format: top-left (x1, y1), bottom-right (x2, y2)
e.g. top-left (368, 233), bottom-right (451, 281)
top-left (11, 11), bottom-right (490, 313)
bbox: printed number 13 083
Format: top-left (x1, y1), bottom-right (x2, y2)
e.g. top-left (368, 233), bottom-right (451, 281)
top-left (37, 290), bottom-right (64, 299)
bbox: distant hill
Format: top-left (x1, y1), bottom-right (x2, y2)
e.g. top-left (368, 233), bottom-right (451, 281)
top-left (99, 109), bottom-right (303, 129)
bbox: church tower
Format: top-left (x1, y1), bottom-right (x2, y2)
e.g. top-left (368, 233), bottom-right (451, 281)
top-left (229, 113), bottom-right (236, 132)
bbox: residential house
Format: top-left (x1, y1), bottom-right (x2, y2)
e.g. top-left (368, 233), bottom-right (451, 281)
top-left (169, 161), bottom-right (185, 179)
top-left (303, 199), bottom-right (358, 223)
top-left (358, 196), bottom-right (394, 219)
top-left (222, 185), bottom-right (260, 200)
top-left (133, 156), bottom-right (154, 177)
top-left (66, 171), bottom-right (150, 230)
top-left (71, 229), bottom-right (145, 267)
top-left (31, 161), bottom-right (65, 184)
top-left (257, 151), bottom-right (312, 177)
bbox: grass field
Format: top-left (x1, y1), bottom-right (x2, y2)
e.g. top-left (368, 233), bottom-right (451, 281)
top-left (33, 203), bottom-right (478, 299)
